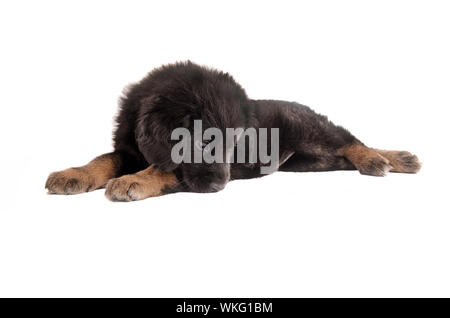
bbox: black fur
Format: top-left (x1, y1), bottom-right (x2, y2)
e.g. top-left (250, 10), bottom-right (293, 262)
top-left (113, 61), bottom-right (359, 193)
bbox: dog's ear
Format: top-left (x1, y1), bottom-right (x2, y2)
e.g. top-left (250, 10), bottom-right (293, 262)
top-left (135, 96), bottom-right (179, 171)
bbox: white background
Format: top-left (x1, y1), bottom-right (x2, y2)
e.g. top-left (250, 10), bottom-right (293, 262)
top-left (0, 0), bottom-right (449, 297)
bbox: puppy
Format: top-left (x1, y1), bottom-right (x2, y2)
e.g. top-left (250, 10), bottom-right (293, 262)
top-left (45, 61), bottom-right (421, 201)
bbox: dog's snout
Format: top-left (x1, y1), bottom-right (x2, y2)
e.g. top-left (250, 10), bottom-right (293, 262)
top-left (182, 163), bottom-right (230, 193)
top-left (210, 182), bottom-right (226, 192)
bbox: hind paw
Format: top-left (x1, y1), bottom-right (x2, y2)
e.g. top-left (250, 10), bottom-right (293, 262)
top-left (376, 150), bottom-right (422, 173)
top-left (357, 153), bottom-right (393, 177)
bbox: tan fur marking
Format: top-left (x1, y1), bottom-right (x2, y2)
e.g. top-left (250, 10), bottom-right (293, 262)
top-left (375, 149), bottom-right (422, 173)
top-left (105, 165), bottom-right (178, 202)
top-left (338, 143), bottom-right (392, 176)
top-left (45, 153), bottom-right (119, 194)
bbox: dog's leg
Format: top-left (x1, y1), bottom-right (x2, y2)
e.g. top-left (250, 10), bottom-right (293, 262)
top-left (105, 165), bottom-right (179, 202)
top-left (274, 102), bottom-right (421, 176)
top-left (337, 144), bottom-right (422, 176)
top-left (45, 151), bottom-right (141, 194)
top-left (282, 144), bottom-right (421, 176)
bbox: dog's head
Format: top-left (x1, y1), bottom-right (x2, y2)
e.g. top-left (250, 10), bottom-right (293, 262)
top-left (135, 74), bottom-right (250, 193)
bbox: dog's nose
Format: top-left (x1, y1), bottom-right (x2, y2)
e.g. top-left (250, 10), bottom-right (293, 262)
top-left (210, 182), bottom-right (226, 192)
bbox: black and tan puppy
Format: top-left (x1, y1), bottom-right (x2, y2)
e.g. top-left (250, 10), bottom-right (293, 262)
top-left (45, 61), bottom-right (421, 201)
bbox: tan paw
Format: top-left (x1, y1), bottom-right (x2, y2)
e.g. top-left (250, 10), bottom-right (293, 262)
top-left (356, 153), bottom-right (393, 177)
top-left (105, 175), bottom-right (151, 202)
top-left (45, 168), bottom-right (96, 194)
top-left (377, 150), bottom-right (422, 173)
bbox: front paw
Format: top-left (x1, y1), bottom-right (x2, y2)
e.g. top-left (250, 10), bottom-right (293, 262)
top-left (45, 168), bottom-right (95, 194)
top-left (105, 175), bottom-right (148, 202)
